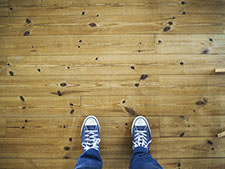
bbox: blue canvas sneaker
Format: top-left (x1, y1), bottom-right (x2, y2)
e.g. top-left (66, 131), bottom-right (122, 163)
top-left (81, 115), bottom-right (101, 152)
top-left (131, 116), bottom-right (152, 151)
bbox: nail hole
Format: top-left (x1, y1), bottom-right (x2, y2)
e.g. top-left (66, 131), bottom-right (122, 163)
top-left (78, 46), bottom-right (80, 48)
top-left (64, 146), bottom-right (70, 151)
top-left (95, 57), bottom-right (98, 60)
top-left (138, 50), bottom-right (141, 52)
top-left (158, 40), bottom-right (162, 43)
top-left (63, 156), bottom-right (69, 159)
top-left (182, 11), bottom-right (186, 15)
top-left (70, 103), bottom-right (74, 106)
top-left (82, 11), bottom-right (85, 15)
top-left (89, 22), bottom-right (97, 27)
top-left (19, 96), bottom-right (25, 102)
top-left (79, 40), bottom-right (82, 43)
top-left (193, 110), bottom-right (195, 112)
top-left (130, 66), bottom-right (135, 70)
top-left (207, 140), bottom-right (213, 145)
top-left (140, 74), bottom-right (148, 80)
top-left (9, 71), bottom-right (14, 76)
top-left (211, 148), bottom-right (215, 150)
top-left (172, 16), bottom-right (176, 19)
top-left (69, 138), bottom-right (72, 142)
top-left (37, 68), bottom-right (41, 72)
top-left (9, 7), bottom-right (13, 10)
top-left (181, 1), bottom-right (186, 5)
top-left (163, 26), bottom-right (171, 32)
top-left (125, 123), bottom-right (128, 125)
top-left (7, 63), bottom-right (10, 66)
top-left (209, 38), bottom-right (213, 42)
top-left (63, 126), bottom-right (66, 128)
top-left (96, 15), bottom-right (99, 17)
top-left (24, 31), bottom-right (30, 36)
top-left (57, 91), bottom-right (62, 96)
top-left (178, 162), bottom-right (181, 167)
top-left (70, 109), bottom-right (74, 114)
top-left (26, 18), bottom-right (31, 24)
top-left (22, 126), bottom-right (25, 129)
top-left (22, 107), bottom-right (26, 109)
top-left (180, 62), bottom-right (184, 66)
top-left (135, 83), bottom-right (139, 87)
top-left (201, 49), bottom-right (209, 54)
top-left (60, 83), bottom-right (67, 87)
top-left (122, 100), bottom-right (126, 104)
top-left (179, 131), bottom-right (185, 137)
top-left (25, 120), bottom-right (28, 123)
top-left (67, 66), bottom-right (70, 69)
top-left (168, 21), bottom-right (173, 25)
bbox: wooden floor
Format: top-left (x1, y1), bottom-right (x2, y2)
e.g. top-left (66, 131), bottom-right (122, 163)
top-left (1, 0), bottom-right (225, 168)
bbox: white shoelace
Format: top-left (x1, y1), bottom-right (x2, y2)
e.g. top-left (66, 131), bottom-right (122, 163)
top-left (132, 130), bottom-right (152, 149)
top-left (82, 130), bottom-right (101, 151)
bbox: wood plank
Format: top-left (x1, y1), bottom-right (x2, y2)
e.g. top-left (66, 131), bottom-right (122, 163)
top-left (0, 96), bottom-right (80, 116)
top-left (158, 158), bottom-right (225, 169)
top-left (0, 75), bottom-right (159, 97)
top-left (160, 116), bottom-right (225, 137)
top-left (0, 35), bottom-right (154, 56)
top-left (1, 75), bottom-right (225, 97)
top-left (0, 0), bottom-right (8, 17)
top-left (82, 96), bottom-right (225, 116)
top-left (7, 54), bottom-right (225, 75)
top-left (0, 137), bottom-right (224, 159)
top-left (155, 35), bottom-right (225, 54)
top-left (0, 117), bottom-right (6, 137)
top-left (0, 14), bottom-right (223, 36)
top-left (1, 95), bottom-right (225, 116)
top-left (0, 158), bottom-right (225, 169)
top-left (8, 0), bottom-right (225, 16)
top-left (0, 56), bottom-right (6, 76)
top-left (159, 75), bottom-right (225, 95)
top-left (5, 116), bottom-right (160, 138)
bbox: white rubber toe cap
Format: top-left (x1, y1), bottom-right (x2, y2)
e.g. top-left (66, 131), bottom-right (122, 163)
top-left (135, 118), bottom-right (147, 126)
top-left (85, 117), bottom-right (97, 125)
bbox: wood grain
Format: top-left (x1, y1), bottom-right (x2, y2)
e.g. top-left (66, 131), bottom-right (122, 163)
top-left (159, 75), bottom-right (225, 95)
top-left (4, 116), bottom-right (159, 138)
top-left (0, 75), bottom-right (159, 97)
top-left (0, 56), bottom-right (7, 76)
top-left (6, 54), bottom-right (225, 75)
top-left (160, 116), bottom-right (225, 137)
top-left (8, 0), bottom-right (225, 16)
top-left (81, 95), bottom-right (225, 116)
top-left (0, 35), bottom-right (154, 56)
top-left (0, 137), bottom-right (224, 159)
top-left (0, 0), bottom-right (8, 17)
top-left (155, 35), bottom-right (225, 54)
top-left (0, 14), bottom-right (223, 36)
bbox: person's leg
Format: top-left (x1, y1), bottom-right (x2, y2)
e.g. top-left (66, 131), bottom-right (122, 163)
top-left (75, 116), bottom-right (103, 169)
top-left (129, 116), bottom-right (163, 169)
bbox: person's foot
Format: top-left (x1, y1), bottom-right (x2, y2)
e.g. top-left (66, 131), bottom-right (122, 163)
top-left (131, 116), bottom-right (152, 150)
top-left (81, 115), bottom-right (101, 152)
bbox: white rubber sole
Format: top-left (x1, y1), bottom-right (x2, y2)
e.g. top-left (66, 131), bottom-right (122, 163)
top-left (131, 116), bottom-right (151, 134)
top-left (81, 115), bottom-right (100, 136)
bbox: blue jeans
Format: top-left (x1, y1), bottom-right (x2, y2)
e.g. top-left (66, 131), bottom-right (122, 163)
top-left (75, 147), bottom-right (163, 169)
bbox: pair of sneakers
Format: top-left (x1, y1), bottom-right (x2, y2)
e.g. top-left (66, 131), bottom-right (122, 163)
top-left (81, 116), bottom-right (152, 152)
